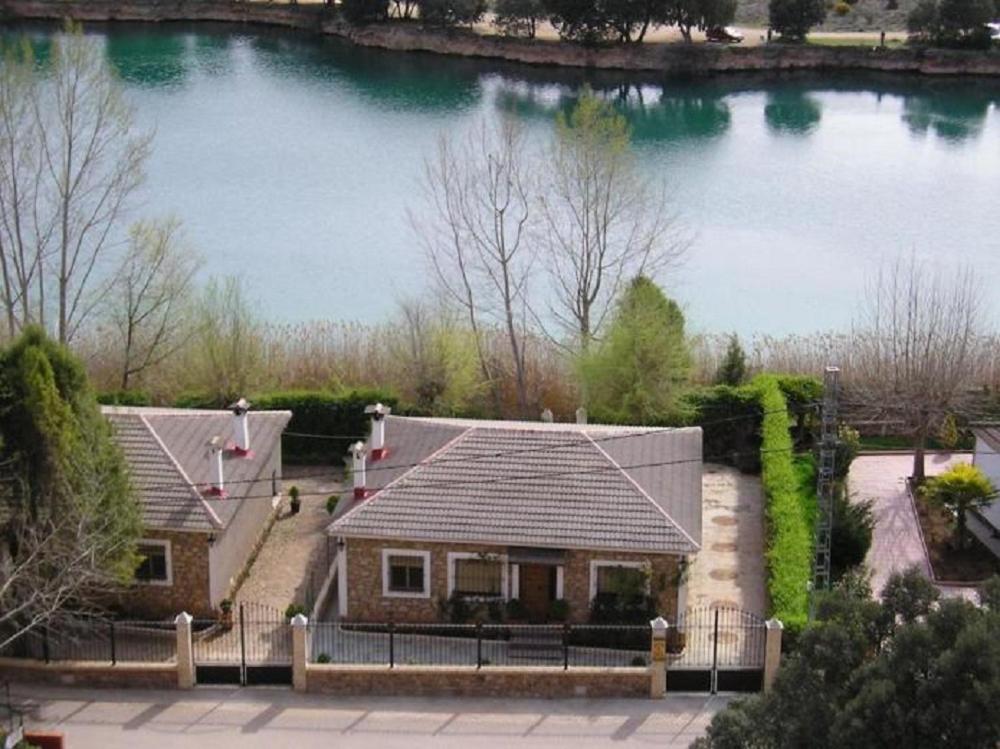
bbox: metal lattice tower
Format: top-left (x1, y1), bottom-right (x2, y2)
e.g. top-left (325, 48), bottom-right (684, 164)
top-left (812, 365), bottom-right (840, 595)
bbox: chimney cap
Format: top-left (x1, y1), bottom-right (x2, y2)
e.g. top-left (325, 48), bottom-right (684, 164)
top-left (541, 408), bottom-right (554, 423)
top-left (364, 403), bottom-right (392, 420)
top-left (350, 441), bottom-right (367, 456)
top-left (209, 435), bottom-right (224, 451)
top-left (229, 397), bottom-right (251, 416)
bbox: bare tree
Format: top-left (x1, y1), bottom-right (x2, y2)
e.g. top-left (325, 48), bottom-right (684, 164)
top-left (108, 218), bottom-right (201, 391)
top-left (0, 25), bottom-right (150, 344)
top-left (538, 92), bottom-right (685, 351)
top-left (849, 255), bottom-right (987, 484)
top-left (415, 120), bottom-right (536, 416)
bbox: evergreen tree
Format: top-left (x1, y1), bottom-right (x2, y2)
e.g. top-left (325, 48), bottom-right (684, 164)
top-left (714, 333), bottom-right (747, 385)
top-left (578, 276), bottom-right (690, 424)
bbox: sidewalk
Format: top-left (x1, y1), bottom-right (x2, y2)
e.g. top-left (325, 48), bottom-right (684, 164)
top-left (8, 684), bottom-right (729, 749)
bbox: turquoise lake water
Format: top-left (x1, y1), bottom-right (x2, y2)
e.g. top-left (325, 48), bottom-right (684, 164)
top-left (7, 23), bottom-right (1000, 335)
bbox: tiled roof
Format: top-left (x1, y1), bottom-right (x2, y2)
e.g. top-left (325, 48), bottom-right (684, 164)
top-left (329, 416), bottom-right (702, 555)
top-left (103, 406), bottom-right (291, 532)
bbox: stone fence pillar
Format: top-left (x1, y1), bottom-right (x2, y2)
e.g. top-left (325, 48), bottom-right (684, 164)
top-left (175, 612), bottom-right (195, 689)
top-left (292, 613), bottom-right (309, 692)
top-left (649, 616), bottom-right (668, 699)
top-left (763, 618), bottom-right (784, 692)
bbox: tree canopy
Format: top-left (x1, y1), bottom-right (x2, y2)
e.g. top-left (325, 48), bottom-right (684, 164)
top-left (578, 276), bottom-right (690, 424)
top-left (695, 568), bottom-right (1000, 749)
top-left (0, 327), bottom-right (141, 643)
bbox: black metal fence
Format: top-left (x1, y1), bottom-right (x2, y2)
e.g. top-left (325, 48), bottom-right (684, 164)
top-left (0, 617), bottom-right (176, 664)
top-left (191, 602), bottom-right (293, 686)
top-left (667, 605), bottom-right (766, 693)
top-left (308, 622), bottom-right (650, 669)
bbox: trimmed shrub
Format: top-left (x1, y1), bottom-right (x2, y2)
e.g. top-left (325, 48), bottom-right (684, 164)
top-left (682, 385), bottom-right (762, 472)
top-left (831, 493), bottom-right (874, 581)
top-left (284, 603), bottom-right (307, 620)
top-left (97, 389), bottom-right (153, 407)
top-left (755, 375), bottom-right (816, 634)
top-left (833, 2), bottom-right (851, 15)
top-left (769, 0), bottom-right (828, 39)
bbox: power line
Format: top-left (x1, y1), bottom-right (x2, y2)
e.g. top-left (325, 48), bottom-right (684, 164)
top-left (132, 404), bottom-right (817, 495)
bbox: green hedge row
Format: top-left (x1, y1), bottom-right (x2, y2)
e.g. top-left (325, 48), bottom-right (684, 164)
top-left (172, 387), bottom-right (398, 464)
top-left (681, 386), bottom-right (763, 473)
top-left (755, 374), bottom-right (817, 633)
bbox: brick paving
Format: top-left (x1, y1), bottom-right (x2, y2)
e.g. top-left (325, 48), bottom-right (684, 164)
top-left (686, 464), bottom-right (767, 617)
top-left (848, 452), bottom-right (971, 595)
top-left (234, 466), bottom-right (342, 612)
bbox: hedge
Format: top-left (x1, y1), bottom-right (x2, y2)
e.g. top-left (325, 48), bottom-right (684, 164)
top-left (174, 387), bottom-right (397, 464)
top-left (681, 385), bottom-right (762, 472)
top-left (755, 374), bottom-right (817, 633)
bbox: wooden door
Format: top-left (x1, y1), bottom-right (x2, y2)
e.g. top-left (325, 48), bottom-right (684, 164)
top-left (519, 564), bottom-right (555, 622)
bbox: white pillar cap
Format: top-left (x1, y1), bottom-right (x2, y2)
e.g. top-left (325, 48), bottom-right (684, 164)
top-left (765, 618), bottom-right (784, 630)
top-left (291, 613), bottom-right (309, 628)
top-left (174, 612), bottom-right (193, 626)
top-left (649, 616), bottom-right (669, 633)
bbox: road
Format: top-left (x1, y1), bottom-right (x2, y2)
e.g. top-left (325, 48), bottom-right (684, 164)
top-left (7, 684), bottom-right (730, 749)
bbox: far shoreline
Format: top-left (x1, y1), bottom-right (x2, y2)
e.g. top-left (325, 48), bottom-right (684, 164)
top-left (2, 0), bottom-right (1000, 78)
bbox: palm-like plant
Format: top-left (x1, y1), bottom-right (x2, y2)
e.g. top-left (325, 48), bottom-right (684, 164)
top-left (919, 464), bottom-right (997, 550)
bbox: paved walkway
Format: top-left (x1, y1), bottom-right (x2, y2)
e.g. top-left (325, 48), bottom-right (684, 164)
top-left (848, 452), bottom-right (970, 595)
top-left (686, 464), bottom-right (767, 616)
top-left (235, 466), bottom-right (342, 611)
top-left (8, 685), bottom-right (730, 749)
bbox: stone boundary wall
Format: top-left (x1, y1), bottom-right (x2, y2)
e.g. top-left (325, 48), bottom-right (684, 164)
top-left (305, 664), bottom-right (649, 698)
top-left (0, 657), bottom-right (177, 689)
top-left (2, 0), bottom-right (1000, 77)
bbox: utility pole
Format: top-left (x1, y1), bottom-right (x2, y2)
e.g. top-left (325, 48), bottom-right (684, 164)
top-left (812, 366), bottom-right (840, 600)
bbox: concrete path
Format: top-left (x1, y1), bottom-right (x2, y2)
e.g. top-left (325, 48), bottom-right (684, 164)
top-left (686, 464), bottom-right (767, 616)
top-left (848, 452), bottom-right (970, 595)
top-left (235, 466), bottom-right (342, 611)
top-left (7, 684), bottom-right (730, 749)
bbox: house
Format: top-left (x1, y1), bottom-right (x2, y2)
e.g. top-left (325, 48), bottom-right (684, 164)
top-left (327, 406), bottom-right (702, 624)
top-left (103, 402), bottom-right (291, 619)
top-left (970, 424), bottom-right (1000, 557)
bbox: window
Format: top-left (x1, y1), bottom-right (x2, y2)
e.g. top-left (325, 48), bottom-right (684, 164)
top-left (381, 549), bottom-right (430, 598)
top-left (452, 556), bottom-right (504, 598)
top-left (135, 540), bottom-right (171, 585)
top-left (590, 561), bottom-right (648, 604)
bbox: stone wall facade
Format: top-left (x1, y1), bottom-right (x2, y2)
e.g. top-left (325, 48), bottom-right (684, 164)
top-left (306, 664), bottom-right (648, 698)
top-left (0, 658), bottom-right (178, 689)
top-left (343, 537), bottom-right (681, 624)
top-left (115, 530), bottom-right (213, 619)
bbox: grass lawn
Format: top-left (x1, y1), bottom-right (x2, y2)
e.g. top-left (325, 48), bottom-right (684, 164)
top-left (806, 36), bottom-right (906, 47)
top-left (914, 493), bottom-right (1000, 582)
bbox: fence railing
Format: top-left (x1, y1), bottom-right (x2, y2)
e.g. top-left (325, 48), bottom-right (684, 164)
top-left (1, 618), bottom-right (176, 664)
top-left (307, 622), bottom-right (650, 669)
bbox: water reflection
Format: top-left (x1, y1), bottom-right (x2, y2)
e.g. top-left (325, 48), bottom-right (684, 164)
top-left (901, 88), bottom-right (993, 143)
top-left (764, 89), bottom-right (822, 135)
top-left (105, 30), bottom-right (188, 87)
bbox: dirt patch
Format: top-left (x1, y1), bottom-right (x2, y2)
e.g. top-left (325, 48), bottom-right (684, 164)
top-left (711, 542), bottom-right (738, 552)
top-left (711, 516), bottom-right (738, 526)
top-left (710, 599), bottom-right (738, 609)
top-left (914, 492), bottom-right (1000, 582)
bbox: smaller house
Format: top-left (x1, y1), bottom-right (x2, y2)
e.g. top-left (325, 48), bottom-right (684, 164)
top-left (327, 407), bottom-right (703, 624)
top-left (970, 424), bottom-right (1000, 558)
top-left (103, 402), bottom-right (291, 619)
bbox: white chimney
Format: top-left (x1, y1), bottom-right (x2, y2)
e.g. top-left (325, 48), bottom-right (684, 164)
top-left (576, 407), bottom-right (588, 425)
top-left (230, 397), bottom-right (251, 455)
top-left (364, 403), bottom-right (392, 460)
top-left (207, 436), bottom-right (226, 496)
top-left (351, 441), bottom-right (367, 499)
top-left (541, 408), bottom-right (554, 423)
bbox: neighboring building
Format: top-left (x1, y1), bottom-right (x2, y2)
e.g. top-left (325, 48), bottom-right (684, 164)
top-left (327, 407), bottom-right (702, 624)
top-left (103, 403), bottom-right (291, 619)
top-left (970, 424), bottom-right (1000, 557)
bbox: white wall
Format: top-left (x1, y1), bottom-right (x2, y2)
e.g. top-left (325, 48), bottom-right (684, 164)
top-left (208, 445), bottom-right (283, 607)
top-left (974, 438), bottom-right (1000, 488)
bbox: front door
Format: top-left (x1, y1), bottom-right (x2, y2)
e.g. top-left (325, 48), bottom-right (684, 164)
top-left (519, 564), bottom-right (556, 622)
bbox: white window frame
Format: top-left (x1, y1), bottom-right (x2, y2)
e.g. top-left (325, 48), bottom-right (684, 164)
top-left (381, 548), bottom-right (431, 599)
top-left (589, 560), bottom-right (649, 602)
top-left (447, 552), bottom-right (509, 600)
top-left (135, 539), bottom-right (173, 587)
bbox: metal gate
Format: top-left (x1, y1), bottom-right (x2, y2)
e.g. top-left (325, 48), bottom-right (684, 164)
top-left (667, 605), bottom-right (765, 693)
top-left (192, 602), bottom-right (292, 686)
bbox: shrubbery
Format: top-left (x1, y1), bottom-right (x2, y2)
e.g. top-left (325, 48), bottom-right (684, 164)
top-left (681, 385), bottom-right (762, 472)
top-left (756, 374), bottom-right (816, 633)
top-left (340, 0), bottom-right (390, 23)
top-left (907, 0), bottom-right (997, 48)
top-left (416, 0), bottom-right (487, 26)
top-left (493, 0), bottom-right (545, 36)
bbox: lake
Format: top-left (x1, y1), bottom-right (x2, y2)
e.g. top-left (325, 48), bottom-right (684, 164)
top-left (7, 22), bottom-right (1000, 336)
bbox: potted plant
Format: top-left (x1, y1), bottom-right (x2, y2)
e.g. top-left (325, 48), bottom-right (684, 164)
top-left (326, 494), bottom-right (339, 515)
top-left (550, 598), bottom-right (570, 622)
top-left (289, 485), bottom-right (301, 515)
top-left (219, 598), bottom-right (234, 630)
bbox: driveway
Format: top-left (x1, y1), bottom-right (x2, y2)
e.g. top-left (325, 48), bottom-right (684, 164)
top-left (685, 464), bottom-right (767, 617)
top-left (848, 452), bottom-right (971, 595)
top-left (235, 466), bottom-right (343, 611)
top-left (8, 684), bottom-right (730, 749)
